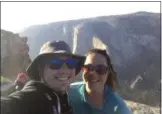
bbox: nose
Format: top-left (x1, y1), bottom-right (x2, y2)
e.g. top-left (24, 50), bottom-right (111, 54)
top-left (88, 70), bottom-right (95, 74)
top-left (58, 63), bottom-right (71, 73)
top-left (86, 70), bottom-right (98, 77)
top-left (60, 63), bottom-right (69, 69)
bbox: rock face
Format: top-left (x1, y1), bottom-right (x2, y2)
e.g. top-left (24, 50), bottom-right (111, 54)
top-left (1, 30), bottom-right (31, 80)
top-left (73, 14), bottom-right (160, 90)
top-left (125, 100), bottom-right (160, 114)
top-left (20, 12), bottom-right (160, 106)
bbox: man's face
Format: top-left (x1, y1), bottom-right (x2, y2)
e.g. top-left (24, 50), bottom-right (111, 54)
top-left (42, 56), bottom-right (77, 93)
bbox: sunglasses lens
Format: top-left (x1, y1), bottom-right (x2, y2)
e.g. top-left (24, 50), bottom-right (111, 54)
top-left (82, 66), bottom-right (89, 72)
top-left (49, 63), bottom-right (62, 69)
top-left (66, 59), bottom-right (78, 69)
top-left (48, 58), bottom-right (63, 69)
top-left (82, 64), bottom-right (107, 75)
top-left (96, 66), bottom-right (108, 75)
top-left (82, 65), bottom-right (93, 72)
top-left (48, 58), bottom-right (78, 69)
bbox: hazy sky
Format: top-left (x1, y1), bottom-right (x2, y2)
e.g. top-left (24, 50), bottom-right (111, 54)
top-left (1, 2), bottom-right (160, 33)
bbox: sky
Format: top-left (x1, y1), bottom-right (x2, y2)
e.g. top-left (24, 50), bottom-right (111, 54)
top-left (1, 2), bottom-right (161, 33)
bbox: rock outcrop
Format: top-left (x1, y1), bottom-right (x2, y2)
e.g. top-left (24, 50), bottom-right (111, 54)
top-left (125, 100), bottom-right (160, 114)
top-left (1, 30), bottom-right (31, 80)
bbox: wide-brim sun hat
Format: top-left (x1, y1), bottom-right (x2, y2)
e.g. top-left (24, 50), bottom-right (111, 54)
top-left (26, 41), bottom-right (85, 80)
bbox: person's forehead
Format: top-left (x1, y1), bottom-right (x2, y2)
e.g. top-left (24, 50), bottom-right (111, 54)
top-left (85, 53), bottom-right (107, 65)
top-left (45, 55), bottom-right (73, 60)
top-left (59, 56), bottom-right (71, 60)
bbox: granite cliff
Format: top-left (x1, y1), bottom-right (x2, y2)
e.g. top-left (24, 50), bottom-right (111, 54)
top-left (1, 30), bottom-right (31, 80)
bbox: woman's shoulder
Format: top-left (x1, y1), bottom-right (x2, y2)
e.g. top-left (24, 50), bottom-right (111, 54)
top-left (70, 81), bottom-right (84, 88)
top-left (104, 86), bottom-right (125, 104)
top-left (68, 81), bottom-right (85, 105)
top-left (68, 81), bottom-right (85, 97)
top-left (104, 86), bottom-right (132, 113)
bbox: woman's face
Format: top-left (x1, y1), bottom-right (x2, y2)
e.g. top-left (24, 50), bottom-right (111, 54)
top-left (82, 53), bottom-right (109, 92)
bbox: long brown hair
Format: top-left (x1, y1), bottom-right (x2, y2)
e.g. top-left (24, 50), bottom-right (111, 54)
top-left (85, 49), bottom-right (118, 89)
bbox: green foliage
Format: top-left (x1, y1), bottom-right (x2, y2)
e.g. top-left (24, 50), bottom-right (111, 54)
top-left (1, 76), bottom-right (12, 84)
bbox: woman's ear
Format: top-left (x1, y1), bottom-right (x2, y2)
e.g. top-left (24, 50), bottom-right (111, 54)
top-left (107, 67), bottom-right (111, 76)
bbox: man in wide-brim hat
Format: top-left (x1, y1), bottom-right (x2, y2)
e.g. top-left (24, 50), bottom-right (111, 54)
top-left (1, 41), bottom-right (85, 114)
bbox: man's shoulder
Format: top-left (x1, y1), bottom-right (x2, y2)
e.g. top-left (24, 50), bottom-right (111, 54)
top-left (9, 80), bottom-right (54, 100)
top-left (8, 81), bottom-right (45, 100)
top-left (2, 80), bottom-right (60, 114)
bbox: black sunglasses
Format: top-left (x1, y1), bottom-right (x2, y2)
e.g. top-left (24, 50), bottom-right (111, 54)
top-left (82, 64), bottom-right (108, 75)
top-left (47, 58), bottom-right (79, 69)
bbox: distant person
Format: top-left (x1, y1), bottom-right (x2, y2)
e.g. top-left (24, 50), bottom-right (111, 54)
top-left (1, 41), bottom-right (85, 114)
top-left (14, 72), bottom-right (28, 91)
top-left (1, 72), bottom-right (29, 96)
top-left (68, 49), bottom-right (132, 114)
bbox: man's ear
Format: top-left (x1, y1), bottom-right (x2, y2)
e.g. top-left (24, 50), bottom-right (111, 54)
top-left (37, 65), bottom-right (44, 78)
top-left (37, 65), bottom-right (41, 71)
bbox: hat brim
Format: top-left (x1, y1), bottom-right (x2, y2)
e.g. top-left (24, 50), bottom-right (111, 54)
top-left (26, 53), bottom-right (86, 80)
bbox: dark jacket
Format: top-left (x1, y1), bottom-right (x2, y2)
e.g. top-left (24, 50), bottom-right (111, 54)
top-left (15, 81), bottom-right (26, 91)
top-left (1, 80), bottom-right (73, 114)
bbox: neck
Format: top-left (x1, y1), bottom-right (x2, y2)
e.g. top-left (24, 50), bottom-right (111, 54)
top-left (86, 86), bottom-right (104, 109)
top-left (41, 79), bottom-right (66, 94)
top-left (56, 90), bottom-right (66, 94)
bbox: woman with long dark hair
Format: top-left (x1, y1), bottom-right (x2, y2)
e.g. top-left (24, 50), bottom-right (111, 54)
top-left (68, 49), bottom-right (131, 114)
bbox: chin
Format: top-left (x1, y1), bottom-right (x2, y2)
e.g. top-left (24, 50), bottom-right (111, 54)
top-left (59, 88), bottom-right (67, 93)
top-left (87, 85), bottom-right (97, 90)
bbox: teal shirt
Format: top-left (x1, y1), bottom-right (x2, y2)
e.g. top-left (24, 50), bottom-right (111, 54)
top-left (68, 81), bottom-right (132, 114)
